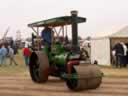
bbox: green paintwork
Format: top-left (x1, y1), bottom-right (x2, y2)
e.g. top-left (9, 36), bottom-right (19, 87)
top-left (61, 73), bottom-right (78, 79)
top-left (41, 43), bottom-right (69, 66)
top-left (53, 53), bottom-right (68, 66)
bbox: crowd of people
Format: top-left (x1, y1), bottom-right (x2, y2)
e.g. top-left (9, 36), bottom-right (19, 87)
top-left (0, 44), bottom-right (17, 66)
top-left (0, 42), bottom-right (31, 66)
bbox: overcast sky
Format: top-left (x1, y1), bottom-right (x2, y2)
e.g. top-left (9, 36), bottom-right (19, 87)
top-left (0, 0), bottom-right (128, 39)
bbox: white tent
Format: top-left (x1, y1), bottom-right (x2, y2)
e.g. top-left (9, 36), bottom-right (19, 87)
top-left (91, 25), bottom-right (128, 65)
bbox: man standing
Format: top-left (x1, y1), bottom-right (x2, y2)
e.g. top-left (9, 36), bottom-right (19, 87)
top-left (113, 42), bottom-right (125, 68)
top-left (8, 46), bottom-right (17, 65)
top-left (0, 45), bottom-right (7, 65)
top-left (23, 45), bottom-right (31, 66)
top-left (41, 27), bottom-right (52, 47)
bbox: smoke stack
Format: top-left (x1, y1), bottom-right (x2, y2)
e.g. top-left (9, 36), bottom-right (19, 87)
top-left (71, 10), bottom-right (79, 53)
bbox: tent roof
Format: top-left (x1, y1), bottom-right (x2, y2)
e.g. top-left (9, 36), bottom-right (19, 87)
top-left (91, 25), bottom-right (128, 39)
top-left (110, 26), bottom-right (128, 37)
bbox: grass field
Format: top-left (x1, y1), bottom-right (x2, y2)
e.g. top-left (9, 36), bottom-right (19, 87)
top-left (0, 50), bottom-right (128, 77)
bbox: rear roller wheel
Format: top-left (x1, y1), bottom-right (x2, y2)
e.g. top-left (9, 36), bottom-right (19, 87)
top-left (29, 51), bottom-right (49, 83)
top-left (66, 64), bottom-right (103, 91)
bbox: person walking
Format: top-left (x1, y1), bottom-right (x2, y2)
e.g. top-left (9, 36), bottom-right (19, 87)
top-left (0, 45), bottom-right (7, 65)
top-left (8, 46), bottom-right (17, 65)
top-left (23, 45), bottom-right (31, 66)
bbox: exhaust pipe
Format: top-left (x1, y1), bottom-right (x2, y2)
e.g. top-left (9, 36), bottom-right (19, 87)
top-left (71, 10), bottom-right (79, 53)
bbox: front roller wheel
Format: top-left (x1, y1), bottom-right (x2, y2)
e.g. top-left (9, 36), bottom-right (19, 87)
top-left (29, 51), bottom-right (49, 83)
top-left (66, 64), bottom-right (103, 91)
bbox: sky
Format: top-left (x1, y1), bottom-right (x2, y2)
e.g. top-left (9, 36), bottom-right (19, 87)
top-left (0, 0), bottom-right (128, 39)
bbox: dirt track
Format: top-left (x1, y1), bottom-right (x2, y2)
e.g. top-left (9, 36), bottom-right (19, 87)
top-left (0, 75), bottom-right (128, 96)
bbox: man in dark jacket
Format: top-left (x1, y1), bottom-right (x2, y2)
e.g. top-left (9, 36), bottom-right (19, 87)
top-left (113, 42), bottom-right (124, 68)
top-left (41, 27), bottom-right (52, 47)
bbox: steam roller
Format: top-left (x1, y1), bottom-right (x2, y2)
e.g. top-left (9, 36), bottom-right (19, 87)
top-left (28, 10), bottom-right (103, 91)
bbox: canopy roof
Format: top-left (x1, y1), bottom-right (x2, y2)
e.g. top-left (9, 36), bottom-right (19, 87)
top-left (91, 25), bottom-right (128, 39)
top-left (28, 16), bottom-right (86, 27)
